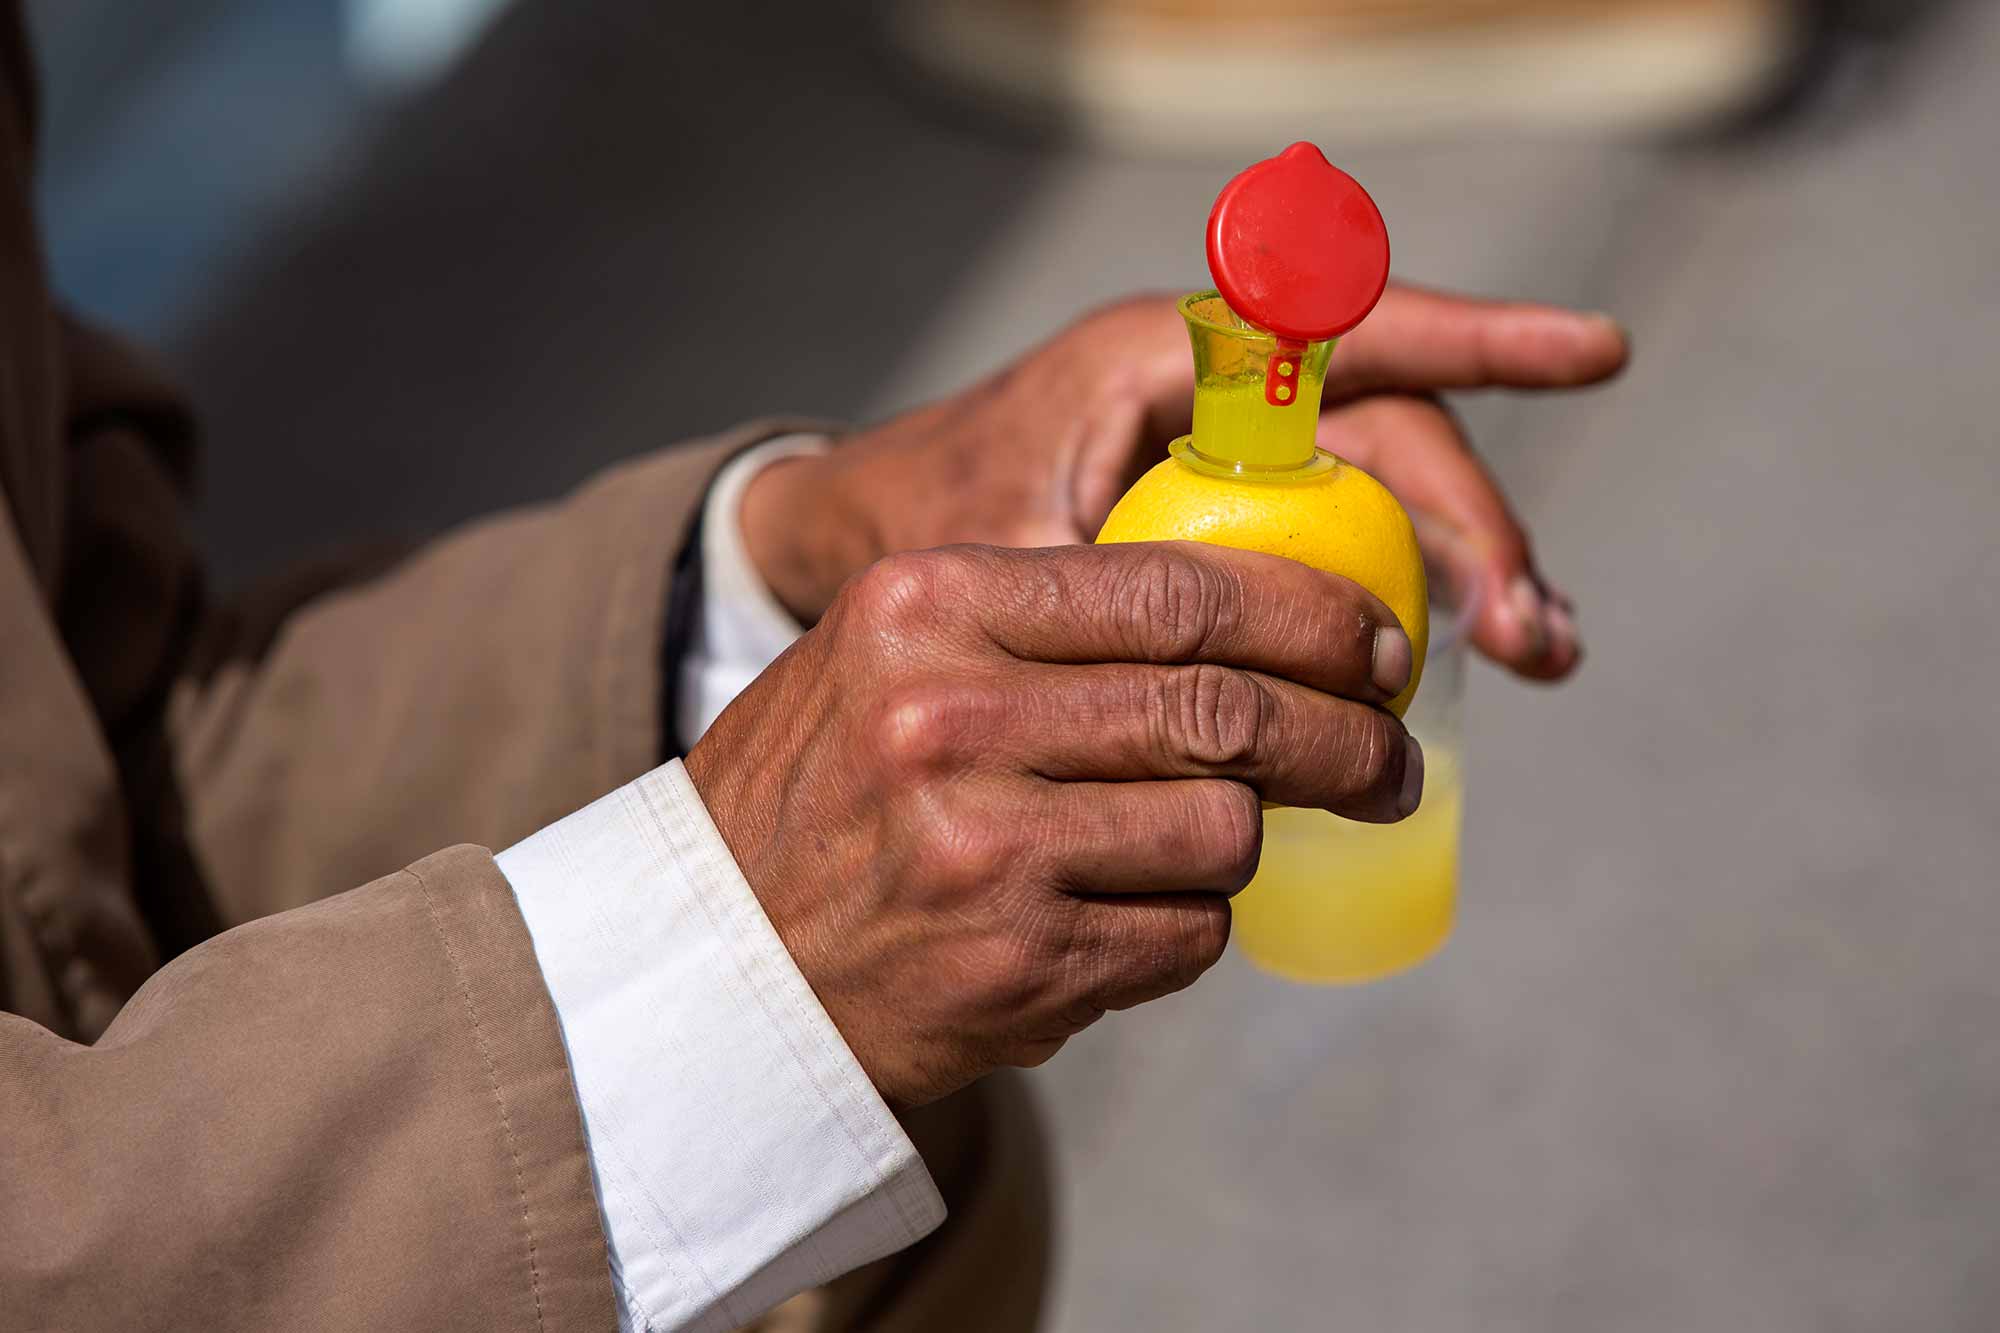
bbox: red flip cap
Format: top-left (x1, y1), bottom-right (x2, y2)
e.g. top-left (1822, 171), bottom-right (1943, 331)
top-left (1206, 143), bottom-right (1391, 406)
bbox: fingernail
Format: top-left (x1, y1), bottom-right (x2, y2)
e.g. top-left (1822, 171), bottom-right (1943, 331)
top-left (1398, 734), bottom-right (1425, 819)
top-left (1372, 625), bottom-right (1413, 697)
top-left (1508, 575), bottom-right (1547, 659)
top-left (1545, 600), bottom-right (1581, 658)
top-left (1583, 312), bottom-right (1628, 341)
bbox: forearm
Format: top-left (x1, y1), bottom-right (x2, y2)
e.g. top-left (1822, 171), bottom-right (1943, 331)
top-left (0, 848), bottom-right (614, 1333)
top-left (124, 425), bottom-right (942, 1331)
top-left (171, 425), bottom-right (807, 916)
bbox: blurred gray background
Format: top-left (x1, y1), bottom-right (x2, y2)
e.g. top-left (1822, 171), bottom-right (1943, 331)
top-left (29, 1), bottom-right (1998, 1329)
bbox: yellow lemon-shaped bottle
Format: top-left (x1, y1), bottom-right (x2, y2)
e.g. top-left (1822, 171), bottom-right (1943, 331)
top-left (1097, 292), bottom-right (1428, 711)
top-left (1096, 291), bottom-right (1443, 983)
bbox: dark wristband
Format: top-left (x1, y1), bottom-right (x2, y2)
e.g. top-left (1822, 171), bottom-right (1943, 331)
top-left (662, 435), bottom-right (812, 760)
top-left (659, 488), bottom-right (708, 762)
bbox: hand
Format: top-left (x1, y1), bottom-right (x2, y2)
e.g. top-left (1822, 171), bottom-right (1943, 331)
top-left (685, 540), bottom-right (1420, 1107)
top-left (741, 285), bottom-right (1627, 679)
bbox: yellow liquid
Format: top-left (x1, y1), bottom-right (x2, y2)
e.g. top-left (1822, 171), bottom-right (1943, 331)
top-left (1189, 378), bottom-right (1327, 469)
top-left (1232, 753), bottom-right (1463, 985)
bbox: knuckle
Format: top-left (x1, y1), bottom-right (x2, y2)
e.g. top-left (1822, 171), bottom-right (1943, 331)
top-left (1157, 663), bottom-right (1266, 768)
top-left (972, 893), bottom-right (1074, 1006)
top-left (916, 801), bottom-right (1014, 893)
top-left (1016, 891), bottom-right (1080, 966)
top-left (1008, 1035), bottom-right (1071, 1070)
top-left (1198, 783), bottom-right (1265, 891)
top-left (1112, 546), bottom-right (1239, 661)
top-left (1186, 898), bottom-right (1234, 972)
top-left (1158, 899), bottom-right (1232, 994)
top-left (1055, 997), bottom-right (1109, 1034)
top-left (842, 550), bottom-right (947, 628)
top-left (864, 679), bottom-right (984, 775)
top-left (1096, 898), bottom-right (1231, 1007)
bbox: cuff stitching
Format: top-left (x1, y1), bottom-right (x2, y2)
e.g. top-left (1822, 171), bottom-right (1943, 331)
top-left (408, 864), bottom-right (550, 1333)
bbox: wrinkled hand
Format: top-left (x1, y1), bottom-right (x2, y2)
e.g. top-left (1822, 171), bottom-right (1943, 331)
top-left (686, 540), bottom-right (1420, 1108)
top-left (743, 285), bottom-right (1627, 679)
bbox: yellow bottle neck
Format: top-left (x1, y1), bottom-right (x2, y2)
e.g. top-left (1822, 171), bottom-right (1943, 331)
top-left (1184, 375), bottom-right (1329, 476)
top-left (1176, 291), bottom-right (1339, 476)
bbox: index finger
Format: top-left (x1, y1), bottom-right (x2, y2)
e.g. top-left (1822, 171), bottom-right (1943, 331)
top-left (1317, 394), bottom-right (1582, 682)
top-left (1329, 283), bottom-right (1629, 398)
top-left (963, 541), bottom-right (1413, 704)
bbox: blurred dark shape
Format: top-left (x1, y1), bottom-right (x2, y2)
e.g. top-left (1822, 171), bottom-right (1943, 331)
top-left (52, 1), bottom-right (1052, 582)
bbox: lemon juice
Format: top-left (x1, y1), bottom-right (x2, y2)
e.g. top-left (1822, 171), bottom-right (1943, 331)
top-left (1191, 373), bottom-right (1326, 468)
top-left (1233, 750), bottom-right (1462, 984)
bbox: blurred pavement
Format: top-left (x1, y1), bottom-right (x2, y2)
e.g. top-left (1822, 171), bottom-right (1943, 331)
top-left (1011, 7), bottom-right (2000, 1330)
top-left (34, 0), bottom-right (2000, 1328)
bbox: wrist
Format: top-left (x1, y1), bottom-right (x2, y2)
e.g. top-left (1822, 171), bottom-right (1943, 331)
top-left (739, 450), bottom-right (881, 624)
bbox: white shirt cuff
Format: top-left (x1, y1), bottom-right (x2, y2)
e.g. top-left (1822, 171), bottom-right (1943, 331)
top-left (676, 434), bottom-right (828, 751)
top-left (496, 761), bottom-right (945, 1333)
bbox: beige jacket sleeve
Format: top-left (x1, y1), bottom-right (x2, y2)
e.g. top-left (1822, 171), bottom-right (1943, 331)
top-left (2, 847), bottom-right (620, 1331)
top-left (171, 430), bottom-right (758, 918)
top-left (5, 399), bottom-right (830, 1331)
top-left (2, 398), bottom-right (828, 1325)
top-left (0, 10), bottom-right (831, 1320)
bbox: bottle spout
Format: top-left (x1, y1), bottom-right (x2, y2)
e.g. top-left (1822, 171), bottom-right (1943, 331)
top-left (1179, 291), bottom-right (1334, 473)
